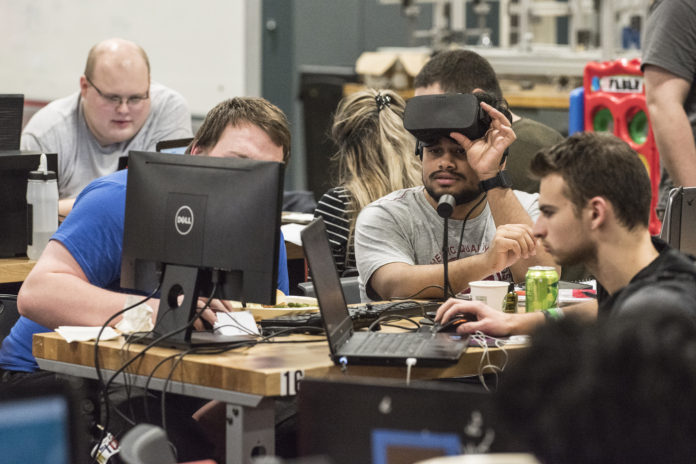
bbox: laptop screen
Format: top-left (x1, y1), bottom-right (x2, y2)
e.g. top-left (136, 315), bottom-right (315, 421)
top-left (0, 385), bottom-right (85, 464)
top-left (301, 218), bottom-right (354, 351)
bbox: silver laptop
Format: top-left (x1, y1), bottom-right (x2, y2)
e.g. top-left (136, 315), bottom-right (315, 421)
top-left (301, 218), bottom-right (468, 367)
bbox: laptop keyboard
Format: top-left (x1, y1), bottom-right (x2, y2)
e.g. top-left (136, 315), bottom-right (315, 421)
top-left (355, 332), bottom-right (428, 356)
top-left (259, 300), bottom-right (442, 331)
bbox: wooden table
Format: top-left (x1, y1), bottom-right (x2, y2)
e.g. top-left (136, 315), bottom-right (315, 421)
top-left (0, 257), bottom-right (35, 284)
top-left (33, 331), bottom-right (524, 463)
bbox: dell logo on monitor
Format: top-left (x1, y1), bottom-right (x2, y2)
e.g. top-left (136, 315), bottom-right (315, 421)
top-left (174, 206), bottom-right (194, 235)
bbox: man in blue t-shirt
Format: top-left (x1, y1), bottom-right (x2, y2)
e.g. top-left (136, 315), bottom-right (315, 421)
top-left (0, 97), bottom-right (292, 375)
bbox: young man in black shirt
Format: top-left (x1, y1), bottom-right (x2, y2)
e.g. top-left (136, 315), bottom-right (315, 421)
top-left (436, 132), bottom-right (696, 334)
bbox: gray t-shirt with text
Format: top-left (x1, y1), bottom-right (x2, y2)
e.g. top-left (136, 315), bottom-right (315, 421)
top-left (355, 186), bottom-right (540, 301)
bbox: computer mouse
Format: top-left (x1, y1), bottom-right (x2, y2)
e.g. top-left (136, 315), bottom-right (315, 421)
top-left (435, 314), bottom-right (474, 333)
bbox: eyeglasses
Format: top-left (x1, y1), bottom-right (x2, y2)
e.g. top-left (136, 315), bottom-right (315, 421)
top-left (85, 76), bottom-right (149, 108)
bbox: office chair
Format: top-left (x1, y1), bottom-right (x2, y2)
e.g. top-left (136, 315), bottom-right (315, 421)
top-left (298, 275), bottom-right (361, 304)
top-left (156, 137), bottom-right (194, 154)
top-left (0, 294), bottom-right (19, 342)
top-left (282, 190), bottom-right (317, 213)
top-left (119, 424), bottom-right (217, 464)
top-left (119, 424), bottom-right (177, 464)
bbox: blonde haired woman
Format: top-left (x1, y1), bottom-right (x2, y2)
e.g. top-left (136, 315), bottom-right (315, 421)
top-left (314, 88), bottom-right (421, 276)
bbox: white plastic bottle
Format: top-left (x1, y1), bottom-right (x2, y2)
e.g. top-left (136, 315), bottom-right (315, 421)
top-left (26, 153), bottom-right (58, 260)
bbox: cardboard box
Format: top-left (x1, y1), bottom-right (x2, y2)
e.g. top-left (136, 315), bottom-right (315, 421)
top-left (355, 51), bottom-right (430, 90)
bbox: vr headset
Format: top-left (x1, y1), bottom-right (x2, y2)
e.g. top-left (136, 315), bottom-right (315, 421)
top-left (403, 93), bottom-right (491, 148)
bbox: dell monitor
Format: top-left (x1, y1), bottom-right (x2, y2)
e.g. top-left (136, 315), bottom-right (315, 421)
top-left (121, 150), bottom-right (284, 346)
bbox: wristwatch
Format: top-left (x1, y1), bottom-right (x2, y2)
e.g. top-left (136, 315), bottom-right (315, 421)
top-left (479, 170), bottom-right (512, 192)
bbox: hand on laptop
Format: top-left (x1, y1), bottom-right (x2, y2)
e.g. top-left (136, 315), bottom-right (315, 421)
top-left (435, 298), bottom-right (514, 337)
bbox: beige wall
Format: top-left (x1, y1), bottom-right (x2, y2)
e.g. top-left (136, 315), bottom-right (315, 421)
top-left (0, 0), bottom-right (262, 116)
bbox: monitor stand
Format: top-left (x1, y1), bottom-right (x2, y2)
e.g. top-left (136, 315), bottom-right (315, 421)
top-left (146, 264), bottom-right (256, 349)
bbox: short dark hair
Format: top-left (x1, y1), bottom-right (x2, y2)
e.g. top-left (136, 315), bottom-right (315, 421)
top-left (188, 97), bottom-right (291, 162)
top-left (414, 49), bottom-right (503, 100)
top-left (496, 308), bottom-right (696, 463)
top-left (529, 132), bottom-right (651, 230)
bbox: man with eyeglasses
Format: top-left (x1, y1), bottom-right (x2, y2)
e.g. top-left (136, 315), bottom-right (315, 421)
top-left (21, 37), bottom-right (192, 216)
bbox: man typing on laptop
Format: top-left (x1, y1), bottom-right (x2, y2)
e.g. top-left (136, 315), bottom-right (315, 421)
top-left (436, 132), bottom-right (696, 334)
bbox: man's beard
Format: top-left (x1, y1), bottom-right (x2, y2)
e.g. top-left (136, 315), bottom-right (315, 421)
top-left (549, 239), bottom-right (597, 268)
top-left (424, 172), bottom-right (483, 205)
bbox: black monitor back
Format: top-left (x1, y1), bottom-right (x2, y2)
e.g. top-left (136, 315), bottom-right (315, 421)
top-left (298, 377), bottom-right (524, 464)
top-left (0, 94), bottom-right (23, 150)
top-left (120, 150), bottom-right (284, 304)
top-left (0, 151), bottom-right (58, 257)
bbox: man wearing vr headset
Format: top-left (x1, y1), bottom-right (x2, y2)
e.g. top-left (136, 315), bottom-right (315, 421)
top-left (414, 49), bottom-right (589, 283)
top-left (414, 49), bottom-right (564, 195)
top-left (354, 92), bottom-right (557, 301)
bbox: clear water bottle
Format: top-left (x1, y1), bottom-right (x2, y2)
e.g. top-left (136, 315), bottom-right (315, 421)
top-left (26, 153), bottom-right (58, 260)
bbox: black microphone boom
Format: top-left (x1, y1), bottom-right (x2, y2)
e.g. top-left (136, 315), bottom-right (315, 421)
top-left (437, 194), bottom-right (456, 299)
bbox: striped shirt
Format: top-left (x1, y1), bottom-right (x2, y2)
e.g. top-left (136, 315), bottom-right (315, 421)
top-left (313, 186), bottom-right (357, 276)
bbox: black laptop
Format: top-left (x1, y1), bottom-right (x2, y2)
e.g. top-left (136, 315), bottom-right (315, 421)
top-left (301, 218), bottom-right (469, 367)
top-left (298, 377), bottom-right (522, 464)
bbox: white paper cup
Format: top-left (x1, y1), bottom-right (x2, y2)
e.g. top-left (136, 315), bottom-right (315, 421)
top-left (468, 280), bottom-right (510, 311)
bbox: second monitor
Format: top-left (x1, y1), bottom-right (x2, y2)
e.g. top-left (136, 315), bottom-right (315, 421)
top-left (121, 150), bottom-right (284, 345)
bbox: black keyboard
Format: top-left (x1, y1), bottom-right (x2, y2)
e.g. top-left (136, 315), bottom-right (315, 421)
top-left (354, 332), bottom-right (428, 356)
top-left (259, 300), bottom-right (442, 331)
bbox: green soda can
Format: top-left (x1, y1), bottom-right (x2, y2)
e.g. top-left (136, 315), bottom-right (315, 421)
top-left (525, 266), bottom-right (559, 312)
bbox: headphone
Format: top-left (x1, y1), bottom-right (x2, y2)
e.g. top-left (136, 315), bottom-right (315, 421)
top-left (415, 141), bottom-right (424, 159)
